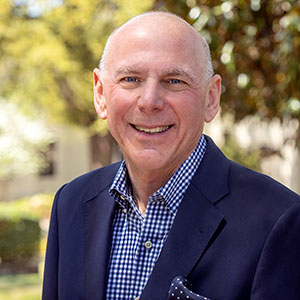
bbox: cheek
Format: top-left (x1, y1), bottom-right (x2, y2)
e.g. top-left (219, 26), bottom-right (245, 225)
top-left (105, 97), bottom-right (125, 118)
top-left (106, 88), bottom-right (135, 112)
top-left (174, 98), bottom-right (205, 126)
top-left (105, 92), bottom-right (135, 133)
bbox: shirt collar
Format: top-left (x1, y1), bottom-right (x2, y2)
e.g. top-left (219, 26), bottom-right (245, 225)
top-left (110, 135), bottom-right (207, 215)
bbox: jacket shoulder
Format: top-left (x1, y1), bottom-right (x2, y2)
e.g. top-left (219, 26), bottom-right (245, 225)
top-left (229, 160), bottom-right (300, 205)
top-left (57, 161), bottom-right (121, 202)
top-left (202, 135), bottom-right (299, 211)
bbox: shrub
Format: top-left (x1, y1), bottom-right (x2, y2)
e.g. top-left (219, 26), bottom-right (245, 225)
top-left (0, 204), bottom-right (41, 263)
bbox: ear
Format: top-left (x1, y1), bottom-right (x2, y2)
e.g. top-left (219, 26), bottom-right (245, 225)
top-left (204, 74), bottom-right (221, 123)
top-left (93, 68), bottom-right (107, 120)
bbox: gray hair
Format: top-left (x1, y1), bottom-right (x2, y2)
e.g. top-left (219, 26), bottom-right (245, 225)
top-left (99, 12), bottom-right (214, 81)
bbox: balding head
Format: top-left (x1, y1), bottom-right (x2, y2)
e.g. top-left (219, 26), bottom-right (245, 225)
top-left (99, 12), bottom-right (213, 81)
top-left (93, 11), bottom-right (221, 180)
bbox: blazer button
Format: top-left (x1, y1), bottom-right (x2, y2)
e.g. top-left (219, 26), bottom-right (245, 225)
top-left (144, 241), bottom-right (152, 249)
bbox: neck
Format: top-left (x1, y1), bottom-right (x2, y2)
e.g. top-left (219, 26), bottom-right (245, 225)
top-left (126, 166), bottom-right (174, 217)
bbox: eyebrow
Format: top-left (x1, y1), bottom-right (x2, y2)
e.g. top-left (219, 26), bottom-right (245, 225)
top-left (113, 65), bottom-right (197, 82)
top-left (161, 68), bottom-right (196, 82)
top-left (113, 66), bottom-right (145, 78)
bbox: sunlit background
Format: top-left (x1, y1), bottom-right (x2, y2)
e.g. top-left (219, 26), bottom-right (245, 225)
top-left (0, 0), bottom-right (300, 298)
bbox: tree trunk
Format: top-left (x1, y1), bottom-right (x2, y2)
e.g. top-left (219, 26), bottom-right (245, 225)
top-left (0, 178), bottom-right (11, 202)
top-left (90, 132), bottom-right (122, 170)
top-left (292, 128), bottom-right (300, 194)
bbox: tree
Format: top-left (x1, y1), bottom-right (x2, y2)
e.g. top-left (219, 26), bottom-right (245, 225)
top-left (1, 0), bottom-right (300, 169)
top-left (154, 0), bottom-right (300, 145)
top-left (0, 0), bottom-right (153, 166)
top-left (1, 0), bottom-right (153, 125)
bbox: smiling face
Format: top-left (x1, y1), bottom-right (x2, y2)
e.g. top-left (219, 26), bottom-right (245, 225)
top-left (94, 13), bottom-right (221, 179)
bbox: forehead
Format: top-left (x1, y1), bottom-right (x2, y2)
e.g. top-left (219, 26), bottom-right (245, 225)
top-left (105, 16), bottom-right (205, 76)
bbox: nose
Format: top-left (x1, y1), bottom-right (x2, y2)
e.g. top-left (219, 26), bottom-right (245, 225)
top-left (137, 79), bottom-right (165, 112)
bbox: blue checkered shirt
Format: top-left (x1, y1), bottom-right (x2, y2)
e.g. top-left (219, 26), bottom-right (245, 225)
top-left (106, 135), bottom-right (207, 300)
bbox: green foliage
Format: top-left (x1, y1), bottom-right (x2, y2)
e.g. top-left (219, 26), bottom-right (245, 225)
top-left (1, 0), bottom-right (299, 127)
top-left (0, 273), bottom-right (41, 300)
top-left (0, 0), bottom-right (153, 129)
top-left (0, 215), bottom-right (41, 263)
top-left (0, 193), bottom-right (54, 220)
top-left (221, 132), bottom-right (262, 171)
top-left (0, 194), bottom-right (53, 263)
top-left (154, 0), bottom-right (300, 123)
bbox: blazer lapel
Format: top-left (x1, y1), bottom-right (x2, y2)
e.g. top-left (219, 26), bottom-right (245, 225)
top-left (82, 164), bottom-right (120, 300)
top-left (141, 187), bottom-right (224, 300)
top-left (141, 136), bottom-right (230, 300)
top-left (83, 190), bottom-right (116, 300)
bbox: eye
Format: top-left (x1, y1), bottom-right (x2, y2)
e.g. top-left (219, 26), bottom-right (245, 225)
top-left (119, 76), bottom-right (141, 89)
top-left (168, 79), bottom-right (182, 84)
top-left (123, 77), bottom-right (139, 82)
top-left (165, 78), bottom-right (187, 85)
top-left (163, 78), bottom-right (188, 91)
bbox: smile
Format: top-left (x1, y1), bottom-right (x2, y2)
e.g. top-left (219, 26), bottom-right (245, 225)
top-left (133, 125), bottom-right (172, 134)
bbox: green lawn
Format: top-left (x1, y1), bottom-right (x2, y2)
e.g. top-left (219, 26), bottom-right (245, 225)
top-left (0, 273), bottom-right (42, 300)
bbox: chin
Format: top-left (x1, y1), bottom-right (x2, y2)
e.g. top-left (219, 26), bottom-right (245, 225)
top-left (133, 152), bottom-right (176, 173)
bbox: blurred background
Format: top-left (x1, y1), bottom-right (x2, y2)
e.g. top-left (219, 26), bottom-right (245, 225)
top-left (0, 0), bottom-right (300, 298)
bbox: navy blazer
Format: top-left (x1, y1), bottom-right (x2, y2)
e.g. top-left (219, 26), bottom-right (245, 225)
top-left (42, 136), bottom-right (300, 300)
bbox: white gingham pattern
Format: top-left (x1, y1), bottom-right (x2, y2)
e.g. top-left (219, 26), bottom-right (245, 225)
top-left (106, 135), bottom-right (207, 300)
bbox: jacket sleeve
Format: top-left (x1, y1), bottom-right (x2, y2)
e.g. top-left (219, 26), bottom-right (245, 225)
top-left (251, 202), bottom-right (300, 299)
top-left (42, 185), bottom-right (65, 300)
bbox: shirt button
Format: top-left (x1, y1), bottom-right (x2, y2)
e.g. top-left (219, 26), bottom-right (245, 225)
top-left (123, 209), bottom-right (127, 214)
top-left (120, 195), bottom-right (125, 200)
top-left (135, 298), bottom-right (139, 300)
top-left (144, 240), bottom-right (152, 249)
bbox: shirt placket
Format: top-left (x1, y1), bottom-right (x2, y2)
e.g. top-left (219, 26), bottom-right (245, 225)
top-left (122, 195), bottom-right (144, 300)
top-left (134, 198), bottom-right (165, 299)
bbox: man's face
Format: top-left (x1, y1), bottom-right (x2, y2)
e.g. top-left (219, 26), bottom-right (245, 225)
top-left (94, 17), bottom-right (220, 177)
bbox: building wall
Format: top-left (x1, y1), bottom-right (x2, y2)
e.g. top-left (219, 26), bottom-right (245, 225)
top-left (0, 125), bottom-right (91, 202)
top-left (204, 115), bottom-right (300, 194)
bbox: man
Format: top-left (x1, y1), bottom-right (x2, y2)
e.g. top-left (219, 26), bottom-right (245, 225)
top-left (43, 12), bottom-right (300, 300)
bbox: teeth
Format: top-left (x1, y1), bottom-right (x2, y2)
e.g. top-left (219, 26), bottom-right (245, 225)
top-left (135, 125), bottom-right (170, 134)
